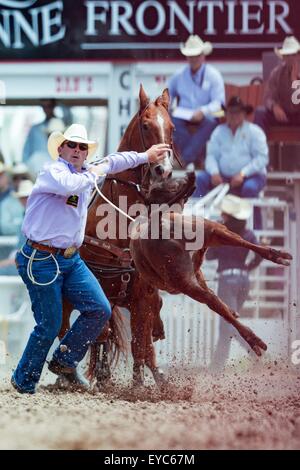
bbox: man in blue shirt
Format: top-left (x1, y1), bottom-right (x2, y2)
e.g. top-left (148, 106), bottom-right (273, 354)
top-left (168, 35), bottom-right (225, 168)
top-left (194, 97), bottom-right (268, 228)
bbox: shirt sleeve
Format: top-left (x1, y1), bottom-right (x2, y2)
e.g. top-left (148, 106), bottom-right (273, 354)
top-left (93, 152), bottom-right (148, 175)
top-left (36, 163), bottom-right (96, 197)
top-left (199, 68), bottom-right (225, 116)
top-left (241, 125), bottom-right (269, 177)
top-left (205, 127), bottom-right (222, 175)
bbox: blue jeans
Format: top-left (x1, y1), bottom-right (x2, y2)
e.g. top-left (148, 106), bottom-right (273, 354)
top-left (172, 116), bottom-right (218, 165)
top-left (211, 274), bottom-right (252, 372)
top-left (12, 243), bottom-right (111, 393)
top-left (194, 171), bottom-right (266, 228)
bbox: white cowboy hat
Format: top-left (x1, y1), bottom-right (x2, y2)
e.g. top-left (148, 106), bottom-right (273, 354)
top-left (275, 36), bottom-right (300, 57)
top-left (11, 162), bottom-right (29, 176)
top-left (47, 123), bottom-right (98, 161)
top-left (220, 195), bottom-right (252, 221)
top-left (13, 179), bottom-right (34, 198)
top-left (180, 35), bottom-right (213, 57)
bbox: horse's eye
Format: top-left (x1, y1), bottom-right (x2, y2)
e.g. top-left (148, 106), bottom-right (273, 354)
top-left (143, 123), bottom-right (148, 131)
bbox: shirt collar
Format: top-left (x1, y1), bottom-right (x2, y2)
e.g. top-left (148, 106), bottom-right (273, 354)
top-left (57, 156), bottom-right (88, 173)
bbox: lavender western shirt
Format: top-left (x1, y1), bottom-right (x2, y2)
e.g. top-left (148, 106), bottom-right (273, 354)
top-left (22, 152), bottom-right (148, 248)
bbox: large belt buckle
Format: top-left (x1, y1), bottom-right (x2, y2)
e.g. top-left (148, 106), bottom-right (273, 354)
top-left (63, 246), bottom-right (77, 258)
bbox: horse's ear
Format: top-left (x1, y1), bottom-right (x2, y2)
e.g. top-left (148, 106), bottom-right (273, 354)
top-left (161, 88), bottom-right (170, 110)
top-left (139, 84), bottom-right (150, 111)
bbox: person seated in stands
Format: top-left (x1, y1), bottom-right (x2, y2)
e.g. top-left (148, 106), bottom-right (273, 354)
top-left (255, 36), bottom-right (300, 132)
top-left (0, 180), bottom-right (33, 275)
top-left (168, 35), bottom-right (225, 169)
top-left (25, 116), bottom-right (65, 179)
top-left (10, 163), bottom-right (32, 190)
top-left (207, 195), bottom-right (262, 372)
top-left (23, 99), bottom-right (58, 164)
top-left (194, 96), bottom-right (268, 227)
top-left (0, 162), bottom-right (24, 245)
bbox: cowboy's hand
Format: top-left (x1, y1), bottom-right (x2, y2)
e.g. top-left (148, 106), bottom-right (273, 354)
top-left (273, 104), bottom-right (288, 123)
top-left (211, 173), bottom-right (223, 187)
top-left (230, 173), bottom-right (244, 188)
top-left (146, 144), bottom-right (170, 163)
top-left (88, 164), bottom-right (106, 177)
top-left (191, 110), bottom-right (204, 123)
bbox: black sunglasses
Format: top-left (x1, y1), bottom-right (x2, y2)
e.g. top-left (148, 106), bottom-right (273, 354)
top-left (64, 141), bottom-right (89, 152)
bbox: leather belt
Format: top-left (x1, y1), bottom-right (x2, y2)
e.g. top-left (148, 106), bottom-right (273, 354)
top-left (27, 240), bottom-right (78, 259)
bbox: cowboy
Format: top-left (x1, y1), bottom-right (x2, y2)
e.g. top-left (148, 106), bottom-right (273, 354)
top-left (0, 179), bottom-right (33, 275)
top-left (194, 96), bottom-right (269, 227)
top-left (207, 195), bottom-right (262, 372)
top-left (255, 36), bottom-right (300, 132)
top-left (168, 35), bottom-right (225, 168)
top-left (11, 123), bottom-right (170, 394)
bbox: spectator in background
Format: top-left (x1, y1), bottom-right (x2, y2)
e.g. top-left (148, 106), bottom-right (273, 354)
top-left (0, 162), bottom-right (24, 237)
top-left (0, 180), bottom-right (33, 275)
top-left (10, 162), bottom-right (32, 190)
top-left (207, 195), bottom-right (262, 372)
top-left (168, 35), bottom-right (224, 169)
top-left (194, 96), bottom-right (268, 228)
top-left (23, 99), bottom-right (57, 163)
top-left (26, 117), bottom-right (65, 178)
top-left (255, 36), bottom-right (300, 132)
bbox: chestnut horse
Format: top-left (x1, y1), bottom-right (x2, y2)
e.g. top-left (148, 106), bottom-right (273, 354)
top-left (129, 173), bottom-right (293, 357)
top-left (60, 85), bottom-right (178, 387)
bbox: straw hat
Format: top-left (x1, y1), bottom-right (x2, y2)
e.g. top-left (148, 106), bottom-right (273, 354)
top-left (180, 35), bottom-right (213, 57)
top-left (13, 179), bottom-right (34, 198)
top-left (47, 124), bottom-right (98, 161)
top-left (275, 36), bottom-right (300, 57)
top-left (220, 195), bottom-right (252, 221)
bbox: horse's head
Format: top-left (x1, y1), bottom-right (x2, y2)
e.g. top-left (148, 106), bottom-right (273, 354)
top-left (138, 85), bottom-right (175, 181)
top-left (146, 172), bottom-right (196, 207)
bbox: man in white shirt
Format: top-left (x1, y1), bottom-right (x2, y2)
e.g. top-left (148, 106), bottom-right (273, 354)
top-left (168, 35), bottom-right (225, 168)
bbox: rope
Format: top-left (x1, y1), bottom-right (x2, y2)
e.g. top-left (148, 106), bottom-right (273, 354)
top-left (20, 247), bottom-right (61, 286)
top-left (94, 177), bottom-right (135, 222)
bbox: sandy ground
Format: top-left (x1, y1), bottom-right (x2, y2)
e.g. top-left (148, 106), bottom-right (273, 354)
top-left (0, 365), bottom-right (299, 450)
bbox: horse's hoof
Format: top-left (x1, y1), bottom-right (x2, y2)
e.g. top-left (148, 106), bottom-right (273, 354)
top-left (242, 327), bottom-right (268, 357)
top-left (152, 367), bottom-right (167, 387)
top-left (132, 365), bottom-right (145, 388)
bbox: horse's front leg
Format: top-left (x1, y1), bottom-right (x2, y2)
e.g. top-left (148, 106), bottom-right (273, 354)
top-left (144, 292), bottom-right (167, 388)
top-left (182, 277), bottom-right (267, 357)
top-left (209, 224), bottom-right (292, 266)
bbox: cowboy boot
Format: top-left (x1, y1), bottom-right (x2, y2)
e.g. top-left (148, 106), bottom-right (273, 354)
top-left (48, 358), bottom-right (90, 391)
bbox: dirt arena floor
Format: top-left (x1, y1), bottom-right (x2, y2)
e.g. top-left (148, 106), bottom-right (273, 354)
top-left (0, 364), bottom-right (299, 450)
